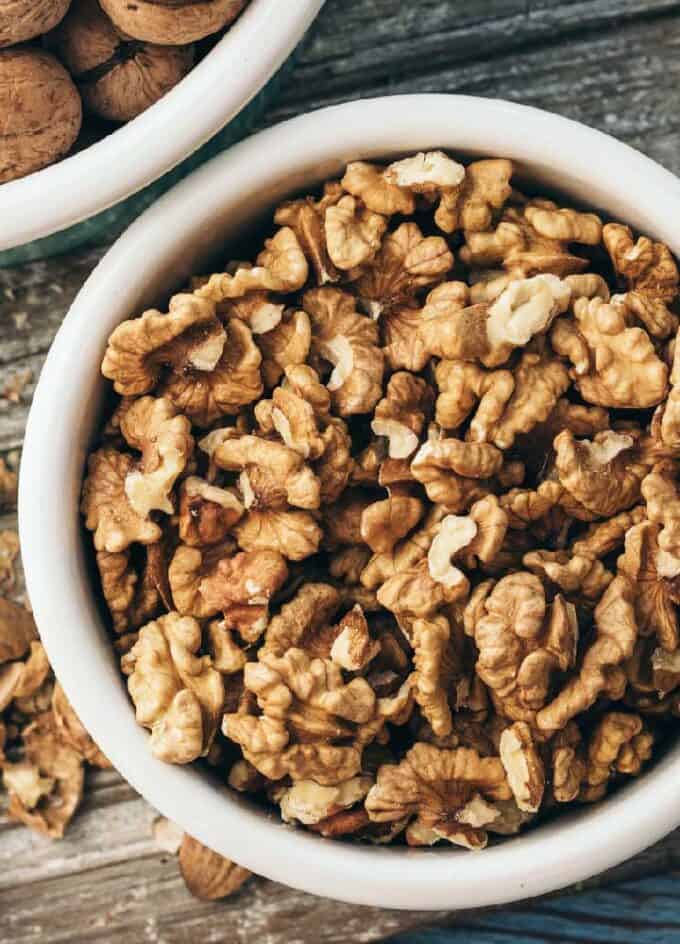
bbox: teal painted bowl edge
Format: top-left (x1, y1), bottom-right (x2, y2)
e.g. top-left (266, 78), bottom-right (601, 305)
top-left (0, 56), bottom-right (294, 268)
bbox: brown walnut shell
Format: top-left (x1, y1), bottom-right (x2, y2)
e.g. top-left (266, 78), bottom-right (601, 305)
top-left (0, 48), bottom-right (82, 184)
top-left (99, 0), bottom-right (247, 45)
top-left (52, 0), bottom-right (194, 122)
top-left (0, 0), bottom-right (71, 48)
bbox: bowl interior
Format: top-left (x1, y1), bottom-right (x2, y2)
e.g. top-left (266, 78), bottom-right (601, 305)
top-left (20, 95), bottom-right (680, 911)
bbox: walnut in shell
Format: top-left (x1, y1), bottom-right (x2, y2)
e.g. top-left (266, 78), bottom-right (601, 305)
top-left (100, 0), bottom-right (247, 45)
top-left (0, 0), bottom-right (70, 47)
top-left (52, 0), bottom-right (195, 122)
top-left (0, 48), bottom-right (82, 184)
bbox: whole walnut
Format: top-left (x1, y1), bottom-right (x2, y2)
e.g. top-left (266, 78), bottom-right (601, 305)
top-left (0, 0), bottom-right (71, 48)
top-left (52, 0), bottom-right (194, 122)
top-left (99, 0), bottom-right (248, 45)
top-left (0, 48), bottom-right (82, 184)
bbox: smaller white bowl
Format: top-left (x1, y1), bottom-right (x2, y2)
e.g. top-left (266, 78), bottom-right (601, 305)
top-left (19, 95), bottom-right (680, 911)
top-left (0, 0), bottom-right (324, 254)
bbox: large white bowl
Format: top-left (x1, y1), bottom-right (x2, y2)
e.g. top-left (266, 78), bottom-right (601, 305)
top-left (0, 0), bottom-right (323, 253)
top-left (19, 95), bottom-right (680, 911)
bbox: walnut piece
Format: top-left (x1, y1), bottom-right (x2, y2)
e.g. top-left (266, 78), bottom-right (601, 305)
top-left (537, 576), bottom-right (638, 731)
top-left (554, 429), bottom-right (647, 519)
top-left (360, 487), bottom-right (424, 554)
top-left (81, 448), bottom-right (162, 552)
top-left (325, 195), bottom-right (387, 270)
top-left (304, 287), bottom-right (384, 415)
top-left (224, 647), bottom-right (380, 784)
top-left (366, 743), bottom-right (511, 849)
top-left (371, 372), bottom-right (431, 459)
top-left (196, 228), bottom-right (308, 301)
top-left (178, 477), bottom-right (244, 547)
top-left (604, 223), bottom-right (678, 303)
top-left (122, 613), bottom-right (224, 763)
top-left (118, 396), bottom-right (194, 518)
top-left (435, 158), bottom-right (513, 233)
top-left (278, 775), bottom-right (372, 825)
top-left (499, 722), bottom-right (544, 813)
top-left (471, 573), bottom-right (578, 722)
top-left (5, 712), bottom-right (84, 839)
top-left (421, 275), bottom-right (570, 370)
top-left (160, 317), bottom-right (262, 427)
top-left (102, 294), bottom-right (226, 397)
top-left (553, 296), bottom-right (668, 408)
top-left (357, 222), bottom-right (453, 318)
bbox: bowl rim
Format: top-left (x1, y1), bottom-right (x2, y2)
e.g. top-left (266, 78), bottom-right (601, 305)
top-left (0, 0), bottom-right (324, 252)
top-left (19, 93), bottom-right (680, 911)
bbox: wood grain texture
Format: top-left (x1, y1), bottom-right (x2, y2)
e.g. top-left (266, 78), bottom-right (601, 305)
top-left (392, 872), bottom-right (680, 943)
top-left (3, 1), bottom-right (680, 941)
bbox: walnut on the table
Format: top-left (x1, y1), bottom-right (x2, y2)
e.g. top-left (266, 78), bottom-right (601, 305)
top-left (3, 711), bottom-right (84, 839)
top-left (178, 835), bottom-right (251, 902)
top-left (0, 597), bottom-right (102, 840)
top-left (52, 683), bottom-right (110, 769)
top-left (82, 149), bottom-right (680, 848)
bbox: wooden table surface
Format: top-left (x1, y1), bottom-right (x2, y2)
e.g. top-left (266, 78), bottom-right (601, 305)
top-left (3, 1), bottom-right (680, 941)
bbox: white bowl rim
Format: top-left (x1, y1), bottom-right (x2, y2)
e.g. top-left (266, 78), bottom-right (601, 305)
top-left (0, 0), bottom-right (324, 252)
top-left (19, 93), bottom-right (680, 911)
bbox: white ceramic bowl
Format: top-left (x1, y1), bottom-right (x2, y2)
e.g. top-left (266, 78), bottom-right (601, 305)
top-left (0, 0), bottom-right (323, 253)
top-left (20, 95), bottom-right (680, 911)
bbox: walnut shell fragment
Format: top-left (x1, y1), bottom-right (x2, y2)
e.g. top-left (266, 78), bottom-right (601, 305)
top-left (179, 835), bottom-right (251, 901)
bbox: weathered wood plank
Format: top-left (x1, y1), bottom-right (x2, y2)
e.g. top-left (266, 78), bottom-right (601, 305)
top-left (397, 872), bottom-right (680, 943)
top-left (3, 772), bottom-right (680, 944)
top-left (293, 0), bottom-right (680, 97)
top-left (274, 13), bottom-right (680, 177)
top-left (0, 815), bottom-right (447, 944)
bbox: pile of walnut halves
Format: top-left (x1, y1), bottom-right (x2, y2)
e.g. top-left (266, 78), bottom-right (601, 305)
top-left (0, 586), bottom-right (251, 902)
top-left (81, 150), bottom-right (680, 849)
top-left (0, 594), bottom-right (110, 837)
